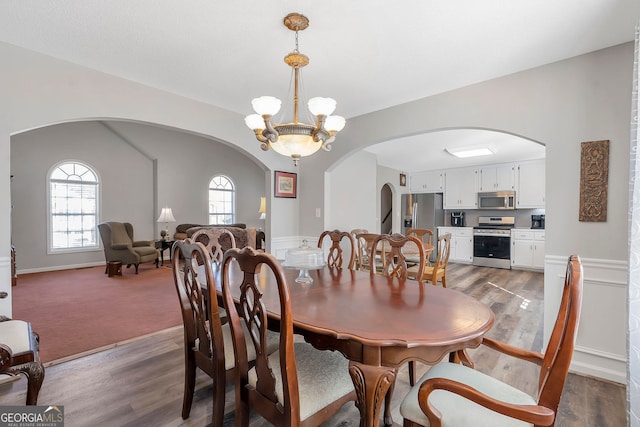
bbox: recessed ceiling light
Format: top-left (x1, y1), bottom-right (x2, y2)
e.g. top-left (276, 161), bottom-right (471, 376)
top-left (445, 147), bottom-right (494, 158)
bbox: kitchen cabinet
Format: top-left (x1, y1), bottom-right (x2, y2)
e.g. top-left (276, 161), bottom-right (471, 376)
top-left (511, 229), bottom-right (545, 269)
top-left (443, 167), bottom-right (478, 209)
top-left (438, 226), bottom-right (473, 263)
top-left (479, 163), bottom-right (515, 192)
top-left (410, 170), bottom-right (443, 193)
top-left (515, 160), bottom-right (545, 208)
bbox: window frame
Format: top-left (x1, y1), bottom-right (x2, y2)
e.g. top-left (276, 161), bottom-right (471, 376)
top-left (208, 174), bottom-right (236, 225)
top-left (47, 160), bottom-right (101, 254)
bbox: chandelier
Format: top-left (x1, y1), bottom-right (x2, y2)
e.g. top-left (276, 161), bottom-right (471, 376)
top-left (244, 13), bottom-right (346, 166)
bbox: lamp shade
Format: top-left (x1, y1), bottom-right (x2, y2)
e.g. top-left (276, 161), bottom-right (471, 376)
top-left (258, 197), bottom-right (267, 220)
top-left (244, 114), bottom-right (265, 130)
top-left (157, 207), bottom-right (176, 223)
top-left (270, 134), bottom-right (322, 157)
top-left (252, 96), bottom-right (281, 116)
top-left (308, 97), bottom-right (337, 116)
top-left (325, 115), bottom-right (346, 132)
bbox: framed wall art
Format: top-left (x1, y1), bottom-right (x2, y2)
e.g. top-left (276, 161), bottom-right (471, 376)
top-left (274, 171), bottom-right (297, 198)
top-left (579, 139), bottom-right (609, 222)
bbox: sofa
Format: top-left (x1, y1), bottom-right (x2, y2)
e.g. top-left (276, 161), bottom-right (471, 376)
top-left (173, 223), bottom-right (258, 250)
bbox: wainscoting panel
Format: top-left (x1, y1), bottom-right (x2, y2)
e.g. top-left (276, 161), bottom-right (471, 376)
top-left (545, 255), bottom-right (627, 384)
top-left (0, 255), bottom-right (11, 316)
top-left (269, 236), bottom-right (314, 260)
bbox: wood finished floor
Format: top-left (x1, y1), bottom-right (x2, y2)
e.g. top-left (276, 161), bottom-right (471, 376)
top-left (0, 263), bottom-right (627, 426)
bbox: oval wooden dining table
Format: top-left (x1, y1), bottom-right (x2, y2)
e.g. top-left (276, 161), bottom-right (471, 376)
top-left (220, 263), bottom-right (495, 427)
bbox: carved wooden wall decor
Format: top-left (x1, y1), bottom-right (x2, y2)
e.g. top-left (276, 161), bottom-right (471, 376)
top-left (579, 140), bottom-right (609, 222)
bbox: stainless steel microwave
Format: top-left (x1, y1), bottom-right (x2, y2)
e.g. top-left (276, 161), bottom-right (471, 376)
top-left (477, 191), bottom-right (516, 210)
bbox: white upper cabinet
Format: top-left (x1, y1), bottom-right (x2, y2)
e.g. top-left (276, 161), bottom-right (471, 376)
top-left (410, 170), bottom-right (443, 193)
top-left (515, 160), bottom-right (545, 208)
top-left (478, 163), bottom-right (515, 192)
top-left (443, 167), bottom-right (478, 209)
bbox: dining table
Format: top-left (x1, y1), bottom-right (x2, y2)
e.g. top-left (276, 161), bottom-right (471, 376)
top-left (217, 262), bottom-right (495, 427)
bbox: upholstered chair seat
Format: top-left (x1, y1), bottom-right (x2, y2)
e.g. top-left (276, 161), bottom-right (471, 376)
top-left (247, 342), bottom-right (355, 421)
top-left (1, 320), bottom-right (32, 354)
top-left (0, 317), bottom-right (45, 405)
top-left (198, 320), bottom-right (279, 371)
top-left (400, 362), bottom-right (536, 427)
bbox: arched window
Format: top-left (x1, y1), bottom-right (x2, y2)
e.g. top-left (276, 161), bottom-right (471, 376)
top-left (209, 175), bottom-right (235, 225)
top-left (49, 161), bottom-right (99, 252)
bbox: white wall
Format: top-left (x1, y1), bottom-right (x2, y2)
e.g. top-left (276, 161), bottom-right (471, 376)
top-left (325, 150), bottom-right (378, 232)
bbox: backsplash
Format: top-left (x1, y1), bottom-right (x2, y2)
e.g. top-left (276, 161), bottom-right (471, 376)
top-left (444, 208), bottom-right (546, 228)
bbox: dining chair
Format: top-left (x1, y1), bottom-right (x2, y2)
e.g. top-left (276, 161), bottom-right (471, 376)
top-left (371, 233), bottom-right (425, 280)
top-left (400, 254), bottom-right (583, 427)
top-left (406, 228), bottom-right (434, 246)
top-left (191, 227), bottom-right (236, 263)
top-left (317, 229), bottom-right (356, 269)
top-left (171, 239), bottom-right (277, 427)
top-left (356, 232), bottom-right (381, 272)
top-left (406, 228), bottom-right (434, 264)
top-left (220, 247), bottom-right (357, 427)
top-left (0, 316), bottom-right (45, 405)
top-left (350, 228), bottom-right (369, 269)
top-left (422, 233), bottom-right (451, 287)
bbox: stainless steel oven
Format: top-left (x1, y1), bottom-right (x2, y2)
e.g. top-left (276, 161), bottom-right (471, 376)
top-left (473, 216), bottom-right (514, 269)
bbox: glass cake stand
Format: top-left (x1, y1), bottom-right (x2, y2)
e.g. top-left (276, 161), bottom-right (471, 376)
top-left (282, 262), bottom-right (325, 285)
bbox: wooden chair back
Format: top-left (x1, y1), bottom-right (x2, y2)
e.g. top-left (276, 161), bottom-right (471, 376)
top-left (371, 233), bottom-right (425, 280)
top-left (317, 229), bottom-right (356, 269)
top-left (406, 228), bottom-right (434, 246)
top-left (355, 233), bottom-right (380, 271)
top-left (423, 233), bottom-right (451, 287)
top-left (350, 228), bottom-right (368, 241)
top-left (191, 228), bottom-right (236, 263)
top-left (220, 247), bottom-right (300, 426)
top-left (350, 229), bottom-right (368, 269)
top-left (171, 239), bottom-right (227, 426)
top-left (537, 254), bottom-right (583, 413)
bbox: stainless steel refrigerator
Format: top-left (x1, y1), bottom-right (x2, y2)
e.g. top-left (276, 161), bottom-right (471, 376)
top-left (401, 193), bottom-right (445, 262)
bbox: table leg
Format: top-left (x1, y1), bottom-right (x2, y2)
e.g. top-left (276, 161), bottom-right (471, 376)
top-left (348, 361), bottom-right (396, 427)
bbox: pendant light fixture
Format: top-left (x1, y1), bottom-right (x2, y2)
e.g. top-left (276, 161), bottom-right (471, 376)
top-left (244, 13), bottom-right (346, 166)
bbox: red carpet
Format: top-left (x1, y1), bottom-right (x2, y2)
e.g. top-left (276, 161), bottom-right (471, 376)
top-left (11, 264), bottom-right (182, 364)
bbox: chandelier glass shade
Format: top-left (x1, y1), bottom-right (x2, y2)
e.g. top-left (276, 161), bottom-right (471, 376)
top-left (244, 13), bottom-right (346, 166)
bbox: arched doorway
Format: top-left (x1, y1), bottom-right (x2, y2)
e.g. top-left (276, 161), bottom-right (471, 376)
top-left (380, 183), bottom-right (392, 234)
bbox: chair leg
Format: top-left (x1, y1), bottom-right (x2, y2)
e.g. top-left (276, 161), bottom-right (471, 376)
top-left (182, 351), bottom-right (196, 419)
top-left (212, 366), bottom-right (226, 427)
top-left (408, 361), bottom-right (417, 386)
top-left (155, 258), bottom-right (159, 268)
top-left (134, 264), bottom-right (139, 274)
top-left (104, 263), bottom-right (108, 274)
top-left (384, 379), bottom-right (394, 427)
top-left (6, 361), bottom-right (45, 405)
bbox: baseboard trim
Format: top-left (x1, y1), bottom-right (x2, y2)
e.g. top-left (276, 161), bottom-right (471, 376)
top-left (17, 261), bottom-right (106, 275)
top-left (571, 345), bottom-right (627, 384)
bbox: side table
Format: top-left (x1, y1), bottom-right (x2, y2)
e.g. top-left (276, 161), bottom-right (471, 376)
top-left (155, 239), bottom-right (175, 266)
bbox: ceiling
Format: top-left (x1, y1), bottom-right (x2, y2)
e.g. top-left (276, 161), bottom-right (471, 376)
top-left (1, 1), bottom-right (638, 170)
